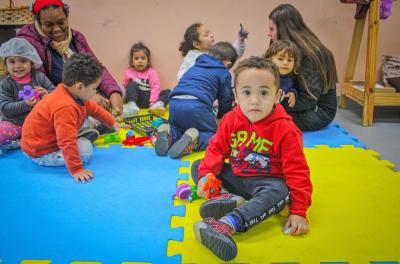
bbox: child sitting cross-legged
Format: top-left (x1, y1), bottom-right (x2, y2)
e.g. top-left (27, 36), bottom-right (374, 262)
top-left (155, 42), bottom-right (238, 159)
top-left (191, 57), bottom-right (312, 261)
top-left (21, 54), bottom-right (128, 183)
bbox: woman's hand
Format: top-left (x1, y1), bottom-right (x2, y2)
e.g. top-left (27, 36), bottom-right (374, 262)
top-left (284, 214), bottom-right (309, 235)
top-left (109, 93), bottom-right (123, 116)
top-left (91, 94), bottom-right (111, 110)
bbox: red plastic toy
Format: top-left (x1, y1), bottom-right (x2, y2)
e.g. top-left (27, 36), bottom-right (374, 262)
top-left (203, 173), bottom-right (222, 199)
top-left (122, 130), bottom-right (150, 146)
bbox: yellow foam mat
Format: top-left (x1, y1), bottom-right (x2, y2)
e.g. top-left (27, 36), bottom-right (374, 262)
top-left (168, 146), bottom-right (400, 263)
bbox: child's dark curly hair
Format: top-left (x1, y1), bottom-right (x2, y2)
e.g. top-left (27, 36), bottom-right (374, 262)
top-left (179, 23), bottom-right (202, 56)
top-left (129, 41), bottom-right (152, 68)
top-left (233, 56), bottom-right (280, 89)
top-left (62, 53), bottom-right (103, 86)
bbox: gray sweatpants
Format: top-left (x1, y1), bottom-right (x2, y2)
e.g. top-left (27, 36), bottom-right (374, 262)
top-left (192, 160), bottom-right (289, 232)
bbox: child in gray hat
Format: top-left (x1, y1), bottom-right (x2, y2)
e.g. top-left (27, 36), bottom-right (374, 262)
top-left (0, 37), bottom-right (54, 154)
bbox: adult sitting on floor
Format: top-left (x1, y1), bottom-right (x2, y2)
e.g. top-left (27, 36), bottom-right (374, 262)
top-left (266, 4), bottom-right (338, 131)
top-left (17, 0), bottom-right (123, 116)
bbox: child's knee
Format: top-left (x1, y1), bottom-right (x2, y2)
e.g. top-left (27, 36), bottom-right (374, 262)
top-left (78, 138), bottom-right (93, 162)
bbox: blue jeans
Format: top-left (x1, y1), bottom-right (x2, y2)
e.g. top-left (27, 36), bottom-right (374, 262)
top-left (31, 138), bottom-right (93, 167)
top-left (169, 99), bottom-right (217, 151)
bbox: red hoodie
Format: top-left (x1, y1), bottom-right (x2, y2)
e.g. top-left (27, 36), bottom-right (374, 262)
top-left (198, 104), bottom-right (312, 217)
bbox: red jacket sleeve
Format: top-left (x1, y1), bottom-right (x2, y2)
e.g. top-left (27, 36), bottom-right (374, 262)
top-left (280, 129), bottom-right (312, 218)
top-left (198, 114), bottom-right (232, 179)
top-left (54, 106), bottom-right (84, 175)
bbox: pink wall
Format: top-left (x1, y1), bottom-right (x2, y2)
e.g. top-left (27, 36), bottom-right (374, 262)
top-left (3, 0), bottom-right (399, 92)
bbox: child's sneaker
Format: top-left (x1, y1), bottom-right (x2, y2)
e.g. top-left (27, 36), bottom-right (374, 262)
top-left (200, 193), bottom-right (246, 219)
top-left (150, 101), bottom-right (166, 115)
top-left (168, 128), bottom-right (198, 159)
top-left (193, 217), bottom-right (237, 261)
top-left (122, 101), bottom-right (139, 118)
top-left (78, 128), bottom-right (100, 143)
top-left (155, 124), bottom-right (172, 156)
top-left (97, 124), bottom-right (116, 135)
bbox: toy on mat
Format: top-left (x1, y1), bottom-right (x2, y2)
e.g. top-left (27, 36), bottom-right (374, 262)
top-left (18, 85), bottom-right (40, 100)
top-left (172, 183), bottom-right (199, 202)
top-left (203, 173), bottom-right (223, 199)
top-left (148, 132), bottom-right (157, 146)
top-left (122, 130), bottom-right (150, 146)
top-left (124, 114), bottom-right (167, 136)
top-left (104, 133), bottom-right (121, 143)
top-left (151, 118), bottom-right (164, 128)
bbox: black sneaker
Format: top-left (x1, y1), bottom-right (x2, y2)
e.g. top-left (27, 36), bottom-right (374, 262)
top-left (97, 124), bottom-right (115, 135)
top-left (200, 193), bottom-right (246, 219)
top-left (78, 128), bottom-right (100, 143)
top-left (193, 217), bottom-right (237, 261)
top-left (155, 124), bottom-right (172, 156)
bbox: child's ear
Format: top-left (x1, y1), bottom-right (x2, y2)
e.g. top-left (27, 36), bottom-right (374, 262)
top-left (75, 81), bottom-right (85, 91)
top-left (223, 60), bottom-right (232, 69)
top-left (193, 40), bottom-right (201, 50)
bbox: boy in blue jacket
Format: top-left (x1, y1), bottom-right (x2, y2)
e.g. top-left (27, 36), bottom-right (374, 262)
top-left (155, 42), bottom-right (238, 159)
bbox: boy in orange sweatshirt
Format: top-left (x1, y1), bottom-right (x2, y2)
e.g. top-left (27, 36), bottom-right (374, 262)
top-left (22, 54), bottom-right (127, 183)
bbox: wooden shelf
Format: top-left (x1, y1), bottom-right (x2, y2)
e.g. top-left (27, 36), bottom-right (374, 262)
top-left (339, 0), bottom-right (400, 126)
top-left (343, 82), bottom-right (400, 106)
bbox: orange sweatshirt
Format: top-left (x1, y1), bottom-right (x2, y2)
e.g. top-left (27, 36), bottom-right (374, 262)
top-left (21, 84), bottom-right (116, 175)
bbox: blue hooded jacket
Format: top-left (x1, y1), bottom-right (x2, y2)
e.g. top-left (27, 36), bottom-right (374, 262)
top-left (170, 54), bottom-right (233, 119)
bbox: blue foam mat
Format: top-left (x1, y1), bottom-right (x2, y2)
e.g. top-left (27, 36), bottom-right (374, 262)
top-left (0, 145), bottom-right (187, 264)
top-left (302, 122), bottom-right (366, 148)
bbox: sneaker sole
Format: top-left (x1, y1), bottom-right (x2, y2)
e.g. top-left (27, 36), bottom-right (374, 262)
top-left (168, 134), bottom-right (192, 159)
top-left (200, 199), bottom-right (237, 219)
top-left (155, 131), bottom-right (169, 156)
top-left (193, 221), bottom-right (237, 261)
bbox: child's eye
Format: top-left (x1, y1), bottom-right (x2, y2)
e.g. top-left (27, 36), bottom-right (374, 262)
top-left (260, 90), bottom-right (269, 96)
top-left (243, 90), bottom-right (251, 96)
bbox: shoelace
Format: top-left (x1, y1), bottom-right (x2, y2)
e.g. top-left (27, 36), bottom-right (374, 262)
top-left (210, 193), bottom-right (234, 201)
top-left (204, 217), bottom-right (233, 236)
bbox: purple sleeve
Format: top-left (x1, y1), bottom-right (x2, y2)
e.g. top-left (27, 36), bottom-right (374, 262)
top-left (73, 31), bottom-right (121, 98)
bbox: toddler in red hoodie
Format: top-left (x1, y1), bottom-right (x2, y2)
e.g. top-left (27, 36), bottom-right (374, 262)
top-left (192, 56), bottom-right (312, 261)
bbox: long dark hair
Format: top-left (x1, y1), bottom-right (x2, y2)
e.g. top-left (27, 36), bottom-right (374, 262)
top-left (269, 4), bottom-right (338, 95)
top-left (179, 23), bottom-right (202, 56)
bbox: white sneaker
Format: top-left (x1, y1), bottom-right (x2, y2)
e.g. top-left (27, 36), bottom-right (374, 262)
top-left (150, 101), bottom-right (166, 115)
top-left (123, 102), bottom-right (139, 118)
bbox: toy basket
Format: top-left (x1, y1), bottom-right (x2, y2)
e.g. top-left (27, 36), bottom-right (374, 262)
top-left (0, 1), bottom-right (34, 26)
top-left (124, 114), bottom-right (167, 136)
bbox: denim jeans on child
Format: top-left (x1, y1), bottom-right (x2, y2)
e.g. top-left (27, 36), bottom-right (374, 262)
top-left (31, 137), bottom-right (93, 167)
top-left (169, 98), bottom-right (217, 151)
